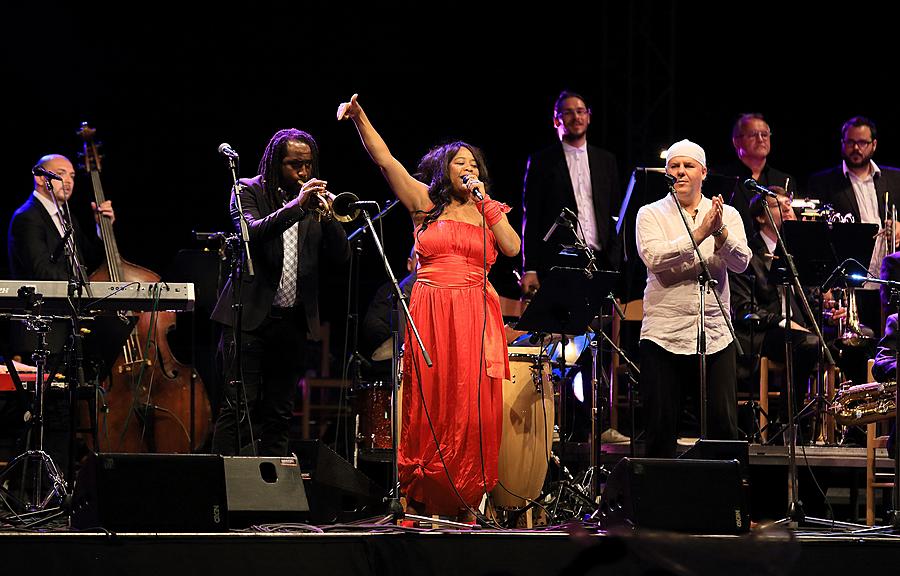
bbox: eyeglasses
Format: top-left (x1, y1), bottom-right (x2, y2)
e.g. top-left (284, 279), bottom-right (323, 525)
top-left (557, 108), bottom-right (590, 119)
top-left (741, 131), bottom-right (771, 140)
top-left (843, 139), bottom-right (873, 149)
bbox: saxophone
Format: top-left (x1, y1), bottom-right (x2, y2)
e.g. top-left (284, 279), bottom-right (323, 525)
top-left (831, 381), bottom-right (897, 426)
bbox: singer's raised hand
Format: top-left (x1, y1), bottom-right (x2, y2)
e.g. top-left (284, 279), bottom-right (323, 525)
top-left (336, 93), bottom-right (361, 121)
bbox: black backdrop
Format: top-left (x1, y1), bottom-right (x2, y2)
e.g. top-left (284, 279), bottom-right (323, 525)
top-left (4, 2), bottom-right (900, 374)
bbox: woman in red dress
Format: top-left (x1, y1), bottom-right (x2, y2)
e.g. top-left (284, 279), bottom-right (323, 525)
top-left (338, 94), bottom-right (520, 519)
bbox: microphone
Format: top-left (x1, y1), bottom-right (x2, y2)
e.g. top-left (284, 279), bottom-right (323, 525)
top-left (662, 173), bottom-right (677, 187)
top-left (608, 294), bottom-right (626, 320)
top-left (461, 175), bottom-right (484, 201)
top-left (744, 178), bottom-right (778, 198)
top-left (217, 143), bottom-right (239, 159)
top-left (543, 208), bottom-right (574, 242)
top-left (332, 191), bottom-right (380, 217)
top-left (32, 165), bottom-right (62, 181)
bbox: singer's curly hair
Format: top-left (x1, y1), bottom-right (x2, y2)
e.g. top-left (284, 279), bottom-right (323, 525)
top-left (414, 141), bottom-right (489, 236)
top-left (258, 128), bottom-right (319, 208)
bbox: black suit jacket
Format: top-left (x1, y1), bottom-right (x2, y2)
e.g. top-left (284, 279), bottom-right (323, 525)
top-left (7, 194), bottom-right (100, 280)
top-left (715, 161), bottom-right (795, 238)
top-left (210, 175), bottom-right (350, 340)
top-left (730, 232), bottom-right (812, 383)
top-left (807, 164), bottom-right (900, 222)
top-left (522, 141), bottom-right (621, 274)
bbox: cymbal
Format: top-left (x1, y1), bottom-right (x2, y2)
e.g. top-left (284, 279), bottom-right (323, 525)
top-left (371, 338), bottom-right (393, 362)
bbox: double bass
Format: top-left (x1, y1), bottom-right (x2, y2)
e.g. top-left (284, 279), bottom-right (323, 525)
top-left (78, 123), bottom-right (211, 453)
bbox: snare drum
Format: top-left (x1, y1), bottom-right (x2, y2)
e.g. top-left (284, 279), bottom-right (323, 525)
top-left (354, 353), bottom-right (403, 453)
top-left (491, 350), bottom-right (555, 509)
top-left (353, 380), bottom-right (394, 451)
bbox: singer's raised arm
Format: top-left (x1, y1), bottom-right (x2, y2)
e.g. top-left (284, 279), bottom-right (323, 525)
top-left (337, 94), bottom-right (429, 214)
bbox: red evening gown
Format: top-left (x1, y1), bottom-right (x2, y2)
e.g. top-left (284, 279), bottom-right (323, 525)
top-left (399, 219), bottom-right (509, 515)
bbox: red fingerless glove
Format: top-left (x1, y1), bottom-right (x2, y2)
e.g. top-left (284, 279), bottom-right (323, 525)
top-left (475, 195), bottom-right (511, 227)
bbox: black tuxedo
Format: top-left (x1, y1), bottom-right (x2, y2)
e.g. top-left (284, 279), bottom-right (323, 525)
top-left (807, 164), bottom-right (900, 222)
top-left (7, 193), bottom-right (101, 280)
top-left (210, 175), bottom-right (349, 456)
top-left (522, 141), bottom-right (621, 273)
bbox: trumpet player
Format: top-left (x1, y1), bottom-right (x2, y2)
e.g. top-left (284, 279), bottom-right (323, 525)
top-left (211, 128), bottom-right (350, 456)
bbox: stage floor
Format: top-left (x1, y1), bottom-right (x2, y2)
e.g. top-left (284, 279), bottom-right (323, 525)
top-left (2, 441), bottom-right (898, 575)
top-left (2, 523), bottom-right (900, 576)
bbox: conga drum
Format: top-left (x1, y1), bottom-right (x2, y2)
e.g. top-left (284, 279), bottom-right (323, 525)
top-left (491, 348), bottom-right (555, 509)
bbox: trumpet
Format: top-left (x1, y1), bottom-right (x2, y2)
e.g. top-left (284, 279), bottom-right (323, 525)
top-left (306, 187), bottom-right (358, 223)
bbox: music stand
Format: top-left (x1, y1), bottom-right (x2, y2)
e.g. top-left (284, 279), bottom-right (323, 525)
top-left (764, 220), bottom-right (872, 529)
top-left (782, 221), bottom-right (877, 440)
top-left (515, 267), bottom-right (618, 502)
top-left (782, 221), bottom-right (878, 288)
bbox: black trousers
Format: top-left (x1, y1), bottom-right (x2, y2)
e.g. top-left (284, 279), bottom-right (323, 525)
top-left (640, 339), bottom-right (738, 458)
top-left (212, 307), bottom-right (307, 456)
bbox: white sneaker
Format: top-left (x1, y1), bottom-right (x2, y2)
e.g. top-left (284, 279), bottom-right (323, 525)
top-left (601, 428), bottom-right (630, 444)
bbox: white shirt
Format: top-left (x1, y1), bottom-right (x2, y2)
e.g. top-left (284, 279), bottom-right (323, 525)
top-left (636, 194), bottom-right (751, 355)
top-left (561, 141), bottom-right (600, 250)
top-left (844, 160), bottom-right (892, 283)
top-left (33, 190), bottom-right (66, 237)
top-left (845, 159), bottom-right (882, 226)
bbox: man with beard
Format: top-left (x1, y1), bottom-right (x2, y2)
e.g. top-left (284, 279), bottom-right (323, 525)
top-left (210, 129), bottom-right (350, 456)
top-left (715, 113), bottom-right (796, 238)
top-left (807, 116), bottom-right (900, 242)
top-left (521, 90), bottom-right (625, 444)
top-left (808, 117), bottom-right (900, 402)
top-left (521, 91), bottom-right (621, 294)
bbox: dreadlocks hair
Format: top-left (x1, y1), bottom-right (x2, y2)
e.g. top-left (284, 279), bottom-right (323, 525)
top-left (414, 141), bottom-right (489, 236)
top-left (258, 128), bottom-right (320, 209)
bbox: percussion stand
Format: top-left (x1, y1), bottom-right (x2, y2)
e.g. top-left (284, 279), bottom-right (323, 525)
top-left (344, 199), bottom-right (401, 462)
top-left (0, 289), bottom-right (67, 520)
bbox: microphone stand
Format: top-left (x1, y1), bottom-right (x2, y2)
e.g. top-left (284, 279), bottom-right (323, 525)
top-left (347, 199), bottom-right (400, 242)
top-left (847, 274), bottom-right (900, 528)
top-left (344, 202), bottom-right (450, 527)
top-left (222, 153), bottom-right (255, 456)
top-left (668, 183), bottom-right (743, 438)
top-left (757, 203), bottom-right (863, 529)
top-left (46, 178), bottom-right (92, 497)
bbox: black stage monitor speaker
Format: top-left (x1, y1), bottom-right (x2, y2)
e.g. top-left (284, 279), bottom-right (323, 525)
top-left (679, 439), bottom-right (750, 478)
top-left (71, 452), bottom-right (228, 532)
top-left (599, 457), bottom-right (749, 534)
top-left (72, 453), bottom-right (311, 531)
top-left (290, 440), bottom-right (385, 524)
top-left (222, 455), bottom-right (309, 527)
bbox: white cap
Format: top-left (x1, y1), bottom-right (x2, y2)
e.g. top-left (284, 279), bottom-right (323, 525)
top-left (665, 139), bottom-right (707, 168)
